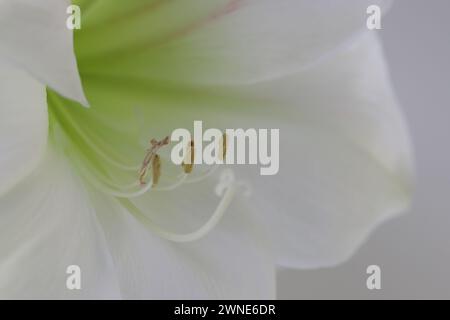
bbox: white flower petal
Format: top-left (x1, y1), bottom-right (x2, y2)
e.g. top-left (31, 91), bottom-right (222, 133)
top-left (0, 61), bottom-right (47, 196)
top-left (0, 0), bottom-right (87, 105)
top-left (181, 0), bottom-right (393, 84)
top-left (93, 173), bottom-right (275, 299)
top-left (80, 0), bottom-right (391, 86)
top-left (0, 147), bottom-right (121, 299)
top-left (239, 33), bottom-right (414, 268)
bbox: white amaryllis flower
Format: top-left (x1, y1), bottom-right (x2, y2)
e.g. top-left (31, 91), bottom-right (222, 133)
top-left (0, 0), bottom-right (413, 299)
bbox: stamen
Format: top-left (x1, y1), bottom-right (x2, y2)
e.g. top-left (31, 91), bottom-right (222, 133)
top-left (139, 136), bottom-right (170, 185)
top-left (70, 150), bottom-right (155, 198)
top-left (219, 133), bottom-right (227, 161)
top-left (182, 140), bottom-right (195, 174)
top-left (152, 154), bottom-right (161, 187)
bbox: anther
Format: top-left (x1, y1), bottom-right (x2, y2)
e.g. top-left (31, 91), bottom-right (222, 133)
top-left (182, 140), bottom-right (195, 174)
top-left (152, 154), bottom-right (161, 187)
top-left (219, 133), bottom-right (227, 161)
top-left (139, 136), bottom-right (170, 185)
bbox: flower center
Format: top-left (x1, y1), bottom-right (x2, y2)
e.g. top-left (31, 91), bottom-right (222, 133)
top-left (46, 0), bottom-right (248, 242)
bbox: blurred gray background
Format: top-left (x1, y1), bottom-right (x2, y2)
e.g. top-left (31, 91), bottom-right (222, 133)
top-left (278, 0), bottom-right (450, 299)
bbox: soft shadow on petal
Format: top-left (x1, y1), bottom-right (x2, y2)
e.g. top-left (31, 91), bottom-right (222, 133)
top-left (0, 0), bottom-right (87, 105)
top-left (0, 146), bottom-right (121, 299)
top-left (0, 61), bottom-right (47, 196)
top-left (92, 174), bottom-right (276, 299)
top-left (236, 33), bottom-right (414, 269)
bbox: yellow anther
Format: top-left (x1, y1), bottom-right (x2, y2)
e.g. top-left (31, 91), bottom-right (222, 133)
top-left (152, 154), bottom-right (161, 187)
top-left (139, 136), bottom-right (170, 185)
top-left (182, 141), bottom-right (195, 174)
top-left (219, 133), bottom-right (227, 161)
